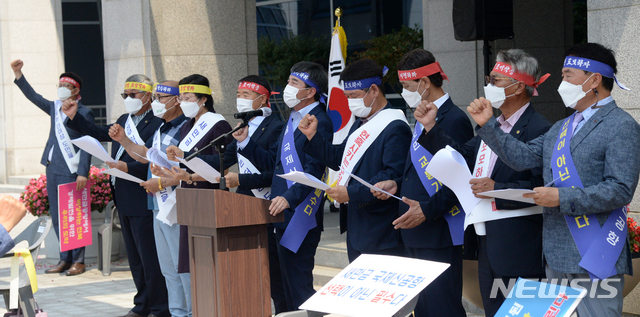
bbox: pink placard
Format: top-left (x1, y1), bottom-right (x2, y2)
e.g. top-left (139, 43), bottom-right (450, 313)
top-left (58, 182), bottom-right (92, 252)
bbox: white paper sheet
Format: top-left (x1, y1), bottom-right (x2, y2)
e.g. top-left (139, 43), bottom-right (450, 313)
top-left (425, 146), bottom-right (481, 215)
top-left (102, 168), bottom-right (144, 184)
top-left (300, 254), bottom-right (450, 317)
top-left (71, 135), bottom-right (116, 163)
top-left (277, 171), bottom-right (331, 191)
top-left (176, 157), bottom-right (220, 184)
top-left (465, 199), bottom-right (543, 229)
top-left (346, 172), bottom-right (403, 201)
top-left (477, 188), bottom-right (536, 204)
top-left (145, 147), bottom-right (179, 170)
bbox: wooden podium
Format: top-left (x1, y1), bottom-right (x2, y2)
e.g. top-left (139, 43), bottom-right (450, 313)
top-left (176, 188), bottom-right (283, 317)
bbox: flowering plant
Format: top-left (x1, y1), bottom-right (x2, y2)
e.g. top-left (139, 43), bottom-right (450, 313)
top-left (20, 166), bottom-right (112, 217)
top-left (629, 216), bottom-right (640, 254)
top-left (20, 174), bottom-right (49, 217)
top-left (89, 166), bottom-right (112, 211)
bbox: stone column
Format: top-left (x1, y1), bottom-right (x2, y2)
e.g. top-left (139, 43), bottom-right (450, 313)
top-left (0, 0), bottom-right (65, 179)
top-left (588, 0), bottom-right (640, 210)
top-left (102, 0), bottom-right (258, 123)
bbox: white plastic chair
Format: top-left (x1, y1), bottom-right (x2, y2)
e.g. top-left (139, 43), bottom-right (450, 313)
top-left (0, 216), bottom-right (52, 317)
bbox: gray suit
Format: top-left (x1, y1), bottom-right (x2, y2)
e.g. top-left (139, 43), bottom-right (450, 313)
top-left (477, 100), bottom-right (640, 316)
top-left (15, 75), bottom-right (94, 263)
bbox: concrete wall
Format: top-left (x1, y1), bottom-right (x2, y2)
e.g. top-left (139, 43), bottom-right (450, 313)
top-left (0, 0), bottom-right (65, 179)
top-left (102, 0), bottom-right (259, 124)
top-left (588, 0), bottom-right (640, 211)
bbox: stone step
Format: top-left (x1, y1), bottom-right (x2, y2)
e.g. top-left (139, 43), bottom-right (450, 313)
top-left (0, 184), bottom-right (27, 194)
top-left (8, 174), bottom-right (41, 186)
top-left (313, 265), bottom-right (343, 287)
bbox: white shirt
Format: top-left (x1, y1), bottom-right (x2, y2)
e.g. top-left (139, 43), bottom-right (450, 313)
top-left (433, 92), bottom-right (450, 109)
top-left (573, 96), bottom-right (612, 136)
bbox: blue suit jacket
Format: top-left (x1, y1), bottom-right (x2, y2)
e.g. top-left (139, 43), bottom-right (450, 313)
top-left (67, 111), bottom-right (163, 216)
top-left (15, 76), bottom-right (93, 177)
top-left (396, 97), bottom-right (474, 249)
top-left (304, 106), bottom-right (412, 252)
top-left (420, 104), bottom-right (551, 276)
top-left (201, 114), bottom-right (283, 196)
top-left (238, 105), bottom-right (333, 231)
top-left (475, 100), bottom-right (640, 275)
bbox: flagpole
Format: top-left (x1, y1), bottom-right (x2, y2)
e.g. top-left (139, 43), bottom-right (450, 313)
top-left (334, 7), bottom-right (343, 34)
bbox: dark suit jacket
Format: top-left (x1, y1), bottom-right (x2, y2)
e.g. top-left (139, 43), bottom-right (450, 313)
top-left (67, 111), bottom-right (163, 216)
top-left (238, 104), bottom-right (333, 231)
top-left (419, 104), bottom-right (551, 276)
top-left (15, 76), bottom-right (93, 177)
top-left (304, 107), bottom-right (412, 252)
top-left (201, 114), bottom-right (283, 196)
top-left (397, 97), bottom-right (474, 249)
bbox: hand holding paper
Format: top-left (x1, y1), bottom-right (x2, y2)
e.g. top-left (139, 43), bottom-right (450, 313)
top-left (346, 173), bottom-right (402, 201)
top-left (176, 157), bottom-right (220, 184)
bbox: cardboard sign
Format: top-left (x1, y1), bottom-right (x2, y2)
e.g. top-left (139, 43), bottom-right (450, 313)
top-left (300, 254), bottom-right (450, 317)
top-left (58, 181), bottom-right (92, 252)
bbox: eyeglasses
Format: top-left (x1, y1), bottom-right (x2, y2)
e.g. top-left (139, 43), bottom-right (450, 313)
top-left (152, 94), bottom-right (176, 102)
top-left (177, 93), bottom-right (197, 102)
top-left (57, 83), bottom-right (76, 90)
top-left (485, 76), bottom-right (515, 86)
top-left (121, 91), bottom-right (145, 99)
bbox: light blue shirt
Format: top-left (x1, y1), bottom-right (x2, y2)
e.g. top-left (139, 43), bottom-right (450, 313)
top-left (0, 225), bottom-right (14, 256)
top-left (237, 101), bottom-right (319, 149)
top-left (573, 96), bottom-right (613, 136)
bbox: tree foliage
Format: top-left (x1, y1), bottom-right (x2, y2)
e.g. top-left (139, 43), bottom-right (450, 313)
top-left (355, 25), bottom-right (424, 94)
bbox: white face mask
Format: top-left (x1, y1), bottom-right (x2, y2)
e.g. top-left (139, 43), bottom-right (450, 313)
top-left (57, 87), bottom-right (74, 101)
top-left (483, 82), bottom-right (517, 109)
top-left (401, 81), bottom-right (425, 109)
top-left (181, 99), bottom-right (202, 118)
top-left (283, 85), bottom-right (310, 108)
top-left (124, 96), bottom-right (144, 114)
top-left (557, 74), bottom-right (594, 109)
top-left (348, 89), bottom-right (376, 118)
top-left (236, 95), bottom-right (262, 113)
top-left (151, 98), bottom-right (176, 119)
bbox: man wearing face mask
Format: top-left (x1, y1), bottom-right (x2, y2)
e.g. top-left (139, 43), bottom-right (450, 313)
top-left (461, 43), bottom-right (640, 317)
top-left (412, 49), bottom-right (551, 317)
top-left (64, 75), bottom-right (169, 317)
top-left (167, 75), bottom-right (286, 314)
top-left (232, 61), bottom-right (333, 312)
top-left (10, 59), bottom-right (94, 276)
top-left (298, 58), bottom-right (411, 262)
top-left (370, 49), bottom-right (473, 317)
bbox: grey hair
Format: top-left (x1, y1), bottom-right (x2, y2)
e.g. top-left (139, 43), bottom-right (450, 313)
top-left (125, 74), bottom-right (153, 91)
top-left (496, 49), bottom-right (542, 97)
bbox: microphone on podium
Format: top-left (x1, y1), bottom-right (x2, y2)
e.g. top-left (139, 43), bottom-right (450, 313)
top-left (234, 108), bottom-right (272, 120)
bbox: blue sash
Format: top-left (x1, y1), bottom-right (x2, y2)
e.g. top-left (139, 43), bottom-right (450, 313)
top-left (279, 118), bottom-right (325, 253)
top-left (409, 122), bottom-right (465, 245)
top-left (551, 113), bottom-right (628, 280)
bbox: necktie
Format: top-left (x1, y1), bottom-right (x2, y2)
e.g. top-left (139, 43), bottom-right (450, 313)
top-left (571, 112), bottom-right (584, 137)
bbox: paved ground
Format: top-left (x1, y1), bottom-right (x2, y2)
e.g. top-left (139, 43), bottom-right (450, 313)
top-left (0, 209), bottom-right (638, 316)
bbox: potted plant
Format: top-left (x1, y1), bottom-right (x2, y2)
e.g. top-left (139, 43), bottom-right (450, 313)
top-left (20, 166), bottom-right (118, 262)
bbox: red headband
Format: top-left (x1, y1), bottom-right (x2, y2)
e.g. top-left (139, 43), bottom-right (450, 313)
top-left (238, 81), bottom-right (279, 107)
top-left (492, 62), bottom-right (550, 96)
top-left (60, 77), bottom-right (80, 89)
top-left (398, 61), bottom-right (449, 82)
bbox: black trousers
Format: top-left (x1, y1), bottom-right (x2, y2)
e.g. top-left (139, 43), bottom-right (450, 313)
top-left (268, 225), bottom-right (287, 314)
top-left (478, 236), bottom-right (545, 317)
top-left (405, 245), bottom-right (466, 317)
top-left (275, 228), bottom-right (321, 312)
top-left (119, 213), bottom-right (169, 317)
